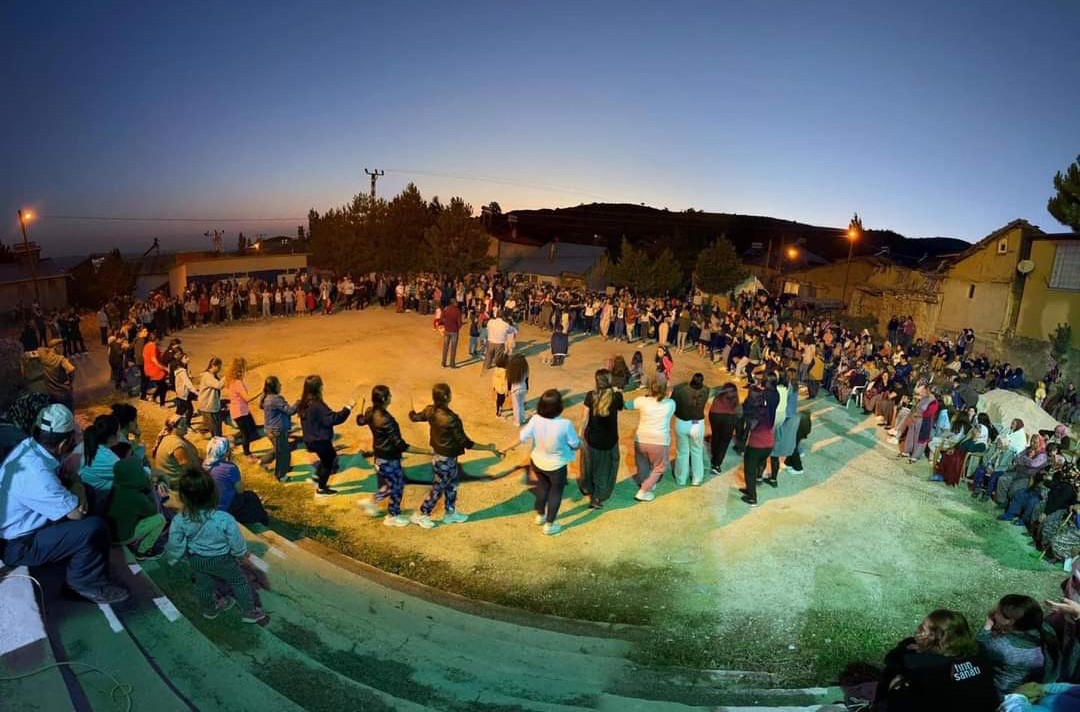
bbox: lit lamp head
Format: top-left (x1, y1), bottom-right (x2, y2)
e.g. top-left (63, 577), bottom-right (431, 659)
top-left (21, 210), bottom-right (34, 222)
top-left (786, 247), bottom-right (798, 260)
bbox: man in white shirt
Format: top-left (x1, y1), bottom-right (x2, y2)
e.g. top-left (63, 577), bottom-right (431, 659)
top-left (482, 315), bottom-right (510, 371)
top-left (0, 404), bottom-right (128, 604)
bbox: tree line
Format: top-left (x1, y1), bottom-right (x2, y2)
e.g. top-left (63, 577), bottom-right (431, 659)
top-left (308, 184), bottom-right (492, 278)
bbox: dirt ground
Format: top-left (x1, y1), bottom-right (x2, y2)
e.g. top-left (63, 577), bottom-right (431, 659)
top-left (77, 307), bottom-right (1064, 682)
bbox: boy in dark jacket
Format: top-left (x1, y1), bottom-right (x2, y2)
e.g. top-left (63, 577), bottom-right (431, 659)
top-left (108, 444), bottom-right (167, 560)
top-left (408, 383), bottom-right (500, 529)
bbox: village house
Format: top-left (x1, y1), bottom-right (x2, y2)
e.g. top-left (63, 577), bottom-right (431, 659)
top-left (507, 241), bottom-right (608, 289)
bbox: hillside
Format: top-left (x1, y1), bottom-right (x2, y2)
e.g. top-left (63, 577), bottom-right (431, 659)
top-left (491, 203), bottom-right (969, 267)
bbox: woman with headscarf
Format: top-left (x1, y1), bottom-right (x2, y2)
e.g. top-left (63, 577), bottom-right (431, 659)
top-left (898, 383), bottom-right (940, 467)
top-left (202, 436), bottom-right (268, 525)
top-left (152, 414), bottom-right (201, 487)
top-left (991, 435), bottom-right (1051, 506)
top-left (934, 410), bottom-right (992, 484)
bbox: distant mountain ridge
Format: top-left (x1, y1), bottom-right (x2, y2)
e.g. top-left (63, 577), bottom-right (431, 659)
top-left (493, 203), bottom-right (970, 267)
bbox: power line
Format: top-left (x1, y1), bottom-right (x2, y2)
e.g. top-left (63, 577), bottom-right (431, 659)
top-left (37, 215), bottom-right (306, 222)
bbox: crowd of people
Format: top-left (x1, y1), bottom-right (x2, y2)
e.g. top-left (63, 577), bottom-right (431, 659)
top-left (2, 268), bottom-right (1077, 709)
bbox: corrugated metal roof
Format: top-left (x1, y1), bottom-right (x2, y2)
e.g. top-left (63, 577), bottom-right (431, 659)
top-left (0, 259), bottom-right (72, 284)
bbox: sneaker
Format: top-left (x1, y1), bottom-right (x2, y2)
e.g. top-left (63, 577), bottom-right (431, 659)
top-left (690, 479), bottom-right (703, 487)
top-left (543, 522), bottom-right (563, 536)
top-left (535, 513), bottom-right (546, 525)
top-left (763, 478), bottom-right (778, 488)
top-left (740, 495), bottom-right (758, 507)
top-left (383, 514), bottom-right (411, 528)
top-left (134, 545), bottom-right (164, 561)
top-left (886, 429), bottom-right (897, 437)
top-left (710, 466), bottom-right (723, 475)
top-left (242, 608), bottom-right (269, 625)
top-left (442, 510), bottom-right (469, 524)
top-left (634, 490), bottom-right (656, 502)
top-left (359, 498), bottom-right (381, 517)
top-left (411, 512), bottom-right (436, 529)
top-left (202, 597), bottom-right (237, 619)
top-left (315, 487), bottom-right (338, 497)
top-left (72, 583), bottom-right (130, 605)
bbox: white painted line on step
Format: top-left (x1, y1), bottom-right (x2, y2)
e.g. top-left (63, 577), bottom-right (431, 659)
top-left (247, 555), bottom-right (270, 572)
top-left (0, 567), bottom-right (47, 654)
top-left (810, 436), bottom-right (843, 452)
top-left (153, 596), bottom-right (181, 622)
top-left (266, 545), bottom-right (287, 559)
top-left (128, 564), bottom-right (142, 575)
top-left (98, 603), bottom-right (124, 633)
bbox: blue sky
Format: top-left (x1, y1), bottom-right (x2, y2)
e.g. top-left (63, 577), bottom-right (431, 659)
top-left (3, 0), bottom-right (1078, 254)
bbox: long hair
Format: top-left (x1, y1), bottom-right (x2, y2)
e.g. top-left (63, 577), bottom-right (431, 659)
top-left (224, 357), bottom-right (247, 384)
top-left (593, 369), bottom-right (614, 417)
top-left (84, 414), bottom-right (120, 466)
top-left (260, 375), bottom-right (281, 409)
top-left (177, 467), bottom-right (219, 523)
top-left (914, 609), bottom-right (978, 657)
top-left (204, 356), bottom-right (222, 373)
top-left (298, 375), bottom-right (324, 417)
top-left (997, 594), bottom-right (1043, 633)
top-left (506, 354), bottom-right (529, 385)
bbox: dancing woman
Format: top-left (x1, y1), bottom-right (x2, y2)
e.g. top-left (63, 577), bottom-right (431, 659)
top-left (298, 375), bottom-right (354, 497)
top-left (356, 385), bottom-right (433, 527)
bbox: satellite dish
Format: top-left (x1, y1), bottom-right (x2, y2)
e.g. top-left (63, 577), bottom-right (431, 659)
top-left (1017, 259), bottom-right (1035, 274)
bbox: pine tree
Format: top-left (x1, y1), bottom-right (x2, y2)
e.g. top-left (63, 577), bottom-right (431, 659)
top-left (608, 238), bottom-right (684, 295)
top-left (385, 183), bottom-right (434, 274)
top-left (1048, 154), bottom-right (1080, 232)
top-left (694, 236), bottom-right (747, 295)
top-left (422, 198), bottom-right (492, 277)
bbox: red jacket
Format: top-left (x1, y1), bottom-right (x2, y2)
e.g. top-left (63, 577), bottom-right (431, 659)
top-left (439, 304), bottom-right (462, 333)
top-left (143, 343), bottom-right (166, 380)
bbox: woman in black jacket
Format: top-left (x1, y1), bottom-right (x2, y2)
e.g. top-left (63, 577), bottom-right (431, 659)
top-left (408, 383), bottom-right (500, 529)
top-left (356, 385), bottom-right (432, 527)
top-left (876, 609), bottom-right (1000, 711)
top-left (298, 375), bottom-right (354, 497)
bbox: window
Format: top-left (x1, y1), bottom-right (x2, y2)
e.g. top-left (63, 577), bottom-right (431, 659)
top-left (1049, 243), bottom-right (1080, 290)
top-left (997, 238), bottom-right (1009, 254)
top-left (968, 284), bottom-right (975, 298)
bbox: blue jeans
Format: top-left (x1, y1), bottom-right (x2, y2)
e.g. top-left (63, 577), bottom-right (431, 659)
top-left (973, 469), bottom-right (1004, 495)
top-left (1, 517), bottom-right (111, 591)
top-left (263, 428), bottom-right (291, 480)
top-left (421, 455), bottom-right (459, 515)
top-left (1004, 489), bottom-right (1041, 523)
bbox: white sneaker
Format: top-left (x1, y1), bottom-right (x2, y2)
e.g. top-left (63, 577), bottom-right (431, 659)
top-left (383, 514), bottom-right (411, 528)
top-left (442, 510), bottom-right (469, 524)
top-left (535, 514), bottom-right (546, 525)
top-left (411, 512), bottom-right (436, 529)
top-left (886, 429), bottom-right (897, 437)
top-left (543, 522), bottom-right (563, 535)
top-left (788, 467), bottom-right (805, 475)
top-left (634, 490), bottom-right (656, 502)
top-left (359, 498), bottom-right (380, 517)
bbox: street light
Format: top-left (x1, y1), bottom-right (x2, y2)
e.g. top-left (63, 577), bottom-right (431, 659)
top-left (17, 209), bottom-right (41, 304)
top-left (842, 213), bottom-right (862, 308)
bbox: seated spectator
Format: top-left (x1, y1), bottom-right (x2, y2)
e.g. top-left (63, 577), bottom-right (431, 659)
top-left (999, 469), bottom-right (1049, 527)
top-left (77, 413), bottom-right (123, 515)
top-left (1000, 681), bottom-right (1080, 711)
top-left (0, 404), bottom-right (129, 604)
top-left (152, 414), bottom-right (201, 487)
top-left (202, 436), bottom-right (269, 526)
top-left (107, 443), bottom-right (167, 561)
top-left (977, 595), bottom-right (1058, 696)
top-left (989, 437), bottom-right (1050, 505)
top-left (1035, 465), bottom-right (1078, 551)
top-left (875, 609), bottom-right (1000, 711)
top-left (935, 412), bottom-right (991, 484)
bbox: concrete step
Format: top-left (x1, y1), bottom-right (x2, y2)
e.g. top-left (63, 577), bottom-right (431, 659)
top-left (243, 528), bottom-right (622, 707)
top-left (109, 552), bottom-right (305, 712)
top-left (0, 567), bottom-right (74, 712)
top-left (261, 527), bottom-right (636, 657)
top-left (597, 693), bottom-right (849, 711)
top-left (138, 554), bottom-right (431, 712)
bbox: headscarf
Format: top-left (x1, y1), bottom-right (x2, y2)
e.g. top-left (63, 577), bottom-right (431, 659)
top-left (0, 391), bottom-right (51, 436)
top-left (1056, 424), bottom-right (1069, 439)
top-left (202, 436), bottom-right (231, 469)
top-left (152, 414), bottom-right (187, 459)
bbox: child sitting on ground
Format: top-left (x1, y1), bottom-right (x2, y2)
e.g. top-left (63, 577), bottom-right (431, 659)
top-left (107, 442), bottom-right (168, 561)
top-left (164, 467), bottom-right (268, 624)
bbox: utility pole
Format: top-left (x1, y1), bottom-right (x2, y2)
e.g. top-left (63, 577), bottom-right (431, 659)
top-left (17, 209), bottom-right (41, 304)
top-left (365, 168), bottom-right (385, 201)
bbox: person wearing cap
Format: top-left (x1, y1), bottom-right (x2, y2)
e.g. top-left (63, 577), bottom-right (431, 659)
top-left (0, 404), bottom-right (129, 604)
top-left (22, 342), bottom-right (77, 412)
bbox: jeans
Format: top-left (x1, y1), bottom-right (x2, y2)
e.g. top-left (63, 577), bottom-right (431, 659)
top-left (421, 455), bottom-right (459, 515)
top-left (441, 331), bottom-right (459, 367)
top-left (263, 428), bottom-right (291, 480)
top-left (1004, 489), bottom-right (1042, 523)
top-left (674, 418), bottom-right (706, 485)
top-left (532, 463), bottom-right (568, 523)
top-left (1, 517), bottom-right (111, 591)
top-left (482, 342), bottom-right (505, 370)
top-left (201, 410), bottom-right (223, 438)
top-left (510, 385), bottom-right (527, 425)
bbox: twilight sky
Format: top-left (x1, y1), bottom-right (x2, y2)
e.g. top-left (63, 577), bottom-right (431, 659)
top-left (3, 0), bottom-right (1078, 255)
